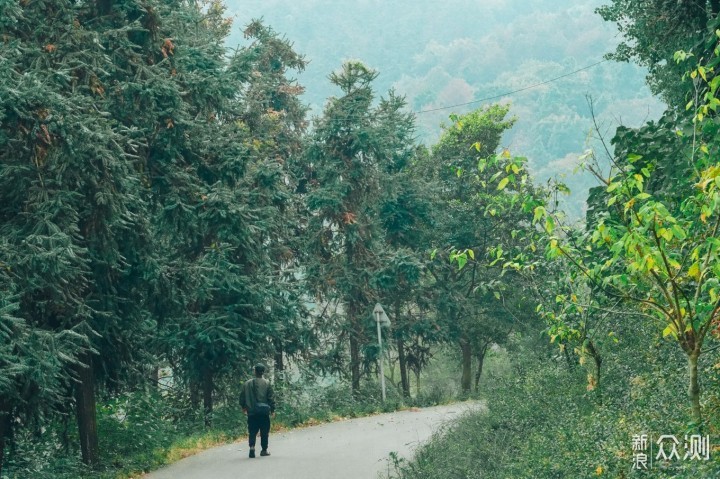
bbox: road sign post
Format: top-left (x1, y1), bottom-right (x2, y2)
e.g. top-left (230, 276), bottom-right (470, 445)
top-left (373, 303), bottom-right (391, 402)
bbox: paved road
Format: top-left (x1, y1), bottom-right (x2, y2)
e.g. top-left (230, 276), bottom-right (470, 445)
top-left (144, 401), bottom-right (481, 479)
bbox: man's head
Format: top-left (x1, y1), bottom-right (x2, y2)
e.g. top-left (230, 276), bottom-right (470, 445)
top-left (254, 363), bottom-right (266, 377)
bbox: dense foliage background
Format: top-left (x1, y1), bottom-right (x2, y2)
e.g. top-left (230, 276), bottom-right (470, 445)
top-left (0, 1), bottom-right (718, 478)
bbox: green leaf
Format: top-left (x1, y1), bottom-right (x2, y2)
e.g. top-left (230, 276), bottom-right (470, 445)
top-left (545, 216), bottom-right (555, 234)
top-left (671, 224), bottom-right (686, 240)
top-left (533, 206), bottom-right (546, 223)
top-left (497, 177), bottom-right (509, 190)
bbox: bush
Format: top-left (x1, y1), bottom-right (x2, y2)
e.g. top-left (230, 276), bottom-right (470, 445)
top-left (388, 331), bottom-right (720, 479)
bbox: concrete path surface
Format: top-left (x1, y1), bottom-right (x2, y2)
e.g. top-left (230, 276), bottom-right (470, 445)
top-left (145, 401), bottom-right (481, 479)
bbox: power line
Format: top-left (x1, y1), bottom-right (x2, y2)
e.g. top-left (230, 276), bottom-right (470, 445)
top-left (415, 59), bottom-right (609, 114)
top-left (309, 58), bottom-right (609, 123)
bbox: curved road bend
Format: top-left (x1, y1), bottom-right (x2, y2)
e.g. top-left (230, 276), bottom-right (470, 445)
top-left (144, 401), bottom-right (481, 479)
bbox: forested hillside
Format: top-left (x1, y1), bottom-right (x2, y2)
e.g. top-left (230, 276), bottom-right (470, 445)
top-left (225, 0), bottom-right (665, 217)
top-left (0, 1), bottom-right (718, 478)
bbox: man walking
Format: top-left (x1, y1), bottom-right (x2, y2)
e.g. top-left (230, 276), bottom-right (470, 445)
top-left (240, 363), bottom-right (275, 458)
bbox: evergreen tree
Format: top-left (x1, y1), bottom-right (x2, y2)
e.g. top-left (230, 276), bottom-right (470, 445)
top-left (374, 100), bottom-right (435, 398)
top-left (304, 62), bottom-right (419, 392)
top-left (0, 0), bottom-right (160, 465)
top-left (233, 19), bottom-right (311, 380)
top-left (139, 13), bottom-right (308, 424)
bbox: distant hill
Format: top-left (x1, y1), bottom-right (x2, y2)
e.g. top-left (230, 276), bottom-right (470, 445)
top-left (224, 0), bottom-right (665, 218)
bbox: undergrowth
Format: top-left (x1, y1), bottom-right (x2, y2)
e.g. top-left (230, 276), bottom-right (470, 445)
top-left (2, 373), bottom-right (460, 479)
top-left (387, 330), bottom-right (720, 479)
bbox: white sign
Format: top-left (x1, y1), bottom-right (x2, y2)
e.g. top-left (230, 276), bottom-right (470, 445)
top-left (373, 303), bottom-right (391, 326)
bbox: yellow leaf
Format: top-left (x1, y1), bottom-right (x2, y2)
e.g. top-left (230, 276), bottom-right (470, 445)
top-left (663, 324), bottom-right (677, 338)
top-left (646, 256), bottom-right (655, 270)
top-left (688, 262), bottom-right (701, 281)
top-left (596, 466), bottom-right (604, 475)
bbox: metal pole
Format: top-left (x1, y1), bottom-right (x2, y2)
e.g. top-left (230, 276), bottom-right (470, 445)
top-left (376, 313), bottom-right (386, 402)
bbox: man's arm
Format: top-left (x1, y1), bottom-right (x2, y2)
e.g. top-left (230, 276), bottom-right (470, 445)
top-left (266, 382), bottom-right (275, 413)
top-left (239, 381), bottom-right (248, 412)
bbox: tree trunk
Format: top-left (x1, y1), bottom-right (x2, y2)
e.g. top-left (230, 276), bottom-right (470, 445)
top-left (562, 344), bottom-right (574, 371)
top-left (190, 379), bottom-right (200, 409)
top-left (350, 333), bottom-right (361, 393)
top-left (202, 372), bottom-right (213, 428)
top-left (688, 350), bottom-right (702, 427)
top-left (0, 400), bottom-right (10, 478)
top-left (348, 302), bottom-right (363, 394)
top-left (460, 340), bottom-right (472, 393)
top-left (586, 339), bottom-right (602, 388)
top-left (415, 369), bottom-right (421, 396)
top-left (397, 337), bottom-right (410, 398)
top-left (74, 355), bottom-right (99, 467)
top-left (474, 344), bottom-right (488, 392)
top-left (274, 339), bottom-right (285, 375)
top-left (150, 366), bottom-right (159, 389)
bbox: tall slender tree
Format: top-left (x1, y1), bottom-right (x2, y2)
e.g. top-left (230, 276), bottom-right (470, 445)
top-left (0, 0), bottom-right (161, 464)
top-left (422, 105), bottom-right (539, 392)
top-left (304, 62), bottom-right (419, 392)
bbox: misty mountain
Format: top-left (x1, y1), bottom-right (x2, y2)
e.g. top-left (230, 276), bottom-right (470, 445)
top-left (224, 0), bottom-right (665, 217)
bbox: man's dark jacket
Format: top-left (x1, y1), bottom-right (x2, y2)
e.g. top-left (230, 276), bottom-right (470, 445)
top-left (240, 377), bottom-right (275, 415)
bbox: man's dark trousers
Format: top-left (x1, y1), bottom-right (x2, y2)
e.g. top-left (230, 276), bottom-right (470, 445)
top-left (248, 414), bottom-right (270, 450)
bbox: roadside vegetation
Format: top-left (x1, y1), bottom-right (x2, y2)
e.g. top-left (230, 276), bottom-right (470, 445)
top-left (1, 1), bottom-right (719, 479)
top-left (389, 2), bottom-right (720, 477)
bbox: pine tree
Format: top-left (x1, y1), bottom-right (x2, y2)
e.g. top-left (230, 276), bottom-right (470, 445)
top-left (233, 19), bottom-right (311, 380)
top-left (304, 62), bottom-right (420, 391)
top-left (0, 0), bottom-right (164, 465)
top-left (373, 96), bottom-right (435, 398)
top-left (138, 15), bottom-right (309, 424)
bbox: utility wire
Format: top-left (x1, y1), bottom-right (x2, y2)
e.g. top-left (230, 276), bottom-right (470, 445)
top-left (309, 58), bottom-right (609, 123)
top-left (415, 59), bottom-right (608, 114)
